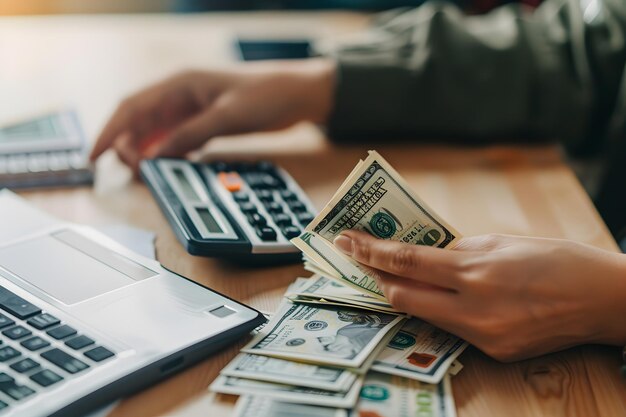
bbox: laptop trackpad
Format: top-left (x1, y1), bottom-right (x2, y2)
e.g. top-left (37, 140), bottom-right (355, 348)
top-left (0, 230), bottom-right (157, 304)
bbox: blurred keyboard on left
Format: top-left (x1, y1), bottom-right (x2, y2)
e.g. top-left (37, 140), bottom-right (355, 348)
top-left (0, 110), bottom-right (93, 190)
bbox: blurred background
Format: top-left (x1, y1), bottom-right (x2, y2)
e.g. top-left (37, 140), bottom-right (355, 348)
top-left (1, 0), bottom-right (537, 15)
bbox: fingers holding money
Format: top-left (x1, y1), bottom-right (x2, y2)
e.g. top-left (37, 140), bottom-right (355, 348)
top-left (334, 230), bottom-right (471, 291)
top-left (371, 273), bottom-right (459, 324)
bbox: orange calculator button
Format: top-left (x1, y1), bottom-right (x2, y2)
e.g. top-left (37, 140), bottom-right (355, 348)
top-left (219, 172), bottom-right (243, 192)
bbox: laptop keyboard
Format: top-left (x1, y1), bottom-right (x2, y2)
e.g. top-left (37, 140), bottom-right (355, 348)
top-left (0, 285), bottom-right (116, 412)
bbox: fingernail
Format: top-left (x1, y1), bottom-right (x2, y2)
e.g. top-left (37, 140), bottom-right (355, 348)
top-left (334, 235), bottom-right (353, 256)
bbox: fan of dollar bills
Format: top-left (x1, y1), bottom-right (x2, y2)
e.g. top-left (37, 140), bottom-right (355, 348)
top-left (210, 151), bottom-right (468, 417)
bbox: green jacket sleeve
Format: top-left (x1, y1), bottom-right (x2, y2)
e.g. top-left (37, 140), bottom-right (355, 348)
top-left (325, 0), bottom-right (626, 156)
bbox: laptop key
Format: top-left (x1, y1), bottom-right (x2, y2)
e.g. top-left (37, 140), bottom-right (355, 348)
top-left (0, 286), bottom-right (41, 319)
top-left (47, 325), bottom-right (76, 340)
top-left (0, 314), bottom-right (14, 330)
top-left (27, 313), bottom-right (60, 330)
top-left (0, 382), bottom-right (35, 401)
top-left (0, 374), bottom-right (35, 400)
top-left (65, 335), bottom-right (94, 350)
top-left (30, 369), bottom-right (63, 387)
top-left (11, 358), bottom-right (40, 373)
top-left (21, 336), bottom-right (50, 351)
top-left (3, 325), bottom-right (32, 340)
top-left (84, 346), bottom-right (115, 362)
top-left (41, 348), bottom-right (89, 374)
top-left (0, 346), bottom-right (21, 362)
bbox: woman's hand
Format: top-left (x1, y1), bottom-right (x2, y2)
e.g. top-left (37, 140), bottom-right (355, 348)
top-left (90, 59), bottom-right (336, 172)
top-left (334, 231), bottom-right (626, 362)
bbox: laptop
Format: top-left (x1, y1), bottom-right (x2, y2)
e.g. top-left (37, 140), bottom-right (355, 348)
top-left (0, 190), bottom-right (265, 417)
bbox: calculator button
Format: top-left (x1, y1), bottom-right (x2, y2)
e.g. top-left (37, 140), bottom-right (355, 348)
top-left (84, 346), bottom-right (115, 362)
top-left (271, 213), bottom-right (292, 227)
top-left (296, 212), bottom-right (315, 226)
top-left (0, 286), bottom-right (42, 319)
top-left (255, 161), bottom-right (275, 172)
top-left (0, 314), bottom-right (15, 329)
top-left (255, 189), bottom-right (274, 202)
top-left (287, 200), bottom-right (307, 213)
top-left (41, 348), bottom-right (89, 374)
top-left (3, 326), bottom-right (32, 340)
top-left (279, 190), bottom-right (298, 201)
top-left (238, 202), bottom-right (258, 214)
top-left (246, 213), bottom-right (267, 227)
top-left (0, 346), bottom-right (21, 362)
top-left (211, 161), bottom-right (229, 172)
top-left (11, 358), bottom-right (40, 373)
top-left (264, 202), bottom-right (283, 214)
top-left (256, 226), bottom-right (277, 241)
top-left (30, 369), bottom-right (63, 387)
top-left (47, 153), bottom-right (69, 172)
top-left (7, 155), bottom-right (28, 174)
top-left (27, 154), bottom-right (48, 173)
top-left (281, 226), bottom-right (301, 239)
top-left (21, 336), bottom-right (50, 351)
top-left (219, 172), bottom-right (243, 192)
top-left (27, 313), bottom-right (60, 330)
top-left (231, 162), bottom-right (253, 172)
top-left (246, 173), bottom-right (280, 190)
top-left (47, 325), bottom-right (77, 340)
top-left (68, 151), bottom-right (88, 170)
top-left (232, 192), bottom-right (250, 203)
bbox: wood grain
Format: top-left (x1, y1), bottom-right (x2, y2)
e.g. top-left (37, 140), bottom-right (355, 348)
top-left (2, 11), bottom-right (624, 417)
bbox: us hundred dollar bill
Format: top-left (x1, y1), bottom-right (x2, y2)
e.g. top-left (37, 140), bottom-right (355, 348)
top-left (233, 373), bottom-right (456, 417)
top-left (220, 353), bottom-right (358, 392)
top-left (210, 374), bottom-right (362, 408)
top-left (233, 396), bottom-right (349, 417)
top-left (285, 275), bottom-right (398, 314)
top-left (349, 372), bottom-right (457, 417)
top-left (372, 318), bottom-right (468, 384)
top-left (292, 151), bottom-right (461, 300)
top-left (241, 301), bottom-right (406, 369)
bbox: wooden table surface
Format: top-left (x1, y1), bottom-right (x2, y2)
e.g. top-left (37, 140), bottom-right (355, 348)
top-left (1, 11), bottom-right (625, 417)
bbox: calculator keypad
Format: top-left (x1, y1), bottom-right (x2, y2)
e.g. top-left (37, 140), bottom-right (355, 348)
top-left (212, 161), bottom-right (315, 243)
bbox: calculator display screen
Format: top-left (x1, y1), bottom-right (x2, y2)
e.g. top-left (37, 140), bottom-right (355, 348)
top-left (173, 168), bottom-right (200, 201)
top-left (196, 208), bottom-right (224, 234)
top-left (0, 115), bottom-right (64, 144)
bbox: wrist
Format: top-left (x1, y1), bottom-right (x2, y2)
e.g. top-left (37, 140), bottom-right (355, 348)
top-left (589, 253), bottom-right (626, 346)
top-left (297, 58), bottom-right (337, 124)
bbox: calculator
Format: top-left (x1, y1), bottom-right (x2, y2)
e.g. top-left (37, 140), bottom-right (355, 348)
top-left (0, 110), bottom-right (93, 189)
top-left (140, 159), bottom-right (317, 262)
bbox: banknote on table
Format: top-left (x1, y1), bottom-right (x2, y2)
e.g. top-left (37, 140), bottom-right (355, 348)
top-left (232, 372), bottom-right (456, 417)
top-left (233, 396), bottom-right (349, 417)
top-left (350, 372), bottom-right (456, 417)
top-left (284, 275), bottom-right (466, 382)
top-left (292, 150), bottom-right (461, 301)
top-left (241, 301), bottom-right (406, 369)
top-left (209, 374), bottom-right (363, 408)
top-left (220, 353), bottom-right (358, 392)
top-left (372, 318), bottom-right (468, 384)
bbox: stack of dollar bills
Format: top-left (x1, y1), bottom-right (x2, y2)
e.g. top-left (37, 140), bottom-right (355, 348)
top-left (210, 151), bottom-right (468, 417)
